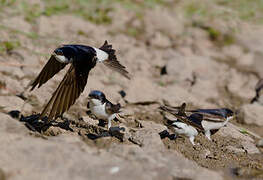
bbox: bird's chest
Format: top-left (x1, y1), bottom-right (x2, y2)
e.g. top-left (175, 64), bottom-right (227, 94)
top-left (90, 103), bottom-right (108, 119)
top-left (201, 120), bottom-right (225, 130)
top-left (173, 122), bottom-right (198, 136)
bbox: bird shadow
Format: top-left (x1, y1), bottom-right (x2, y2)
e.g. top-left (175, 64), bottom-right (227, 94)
top-left (159, 130), bottom-right (176, 140)
top-left (8, 110), bottom-right (73, 133)
top-left (85, 126), bottom-right (126, 142)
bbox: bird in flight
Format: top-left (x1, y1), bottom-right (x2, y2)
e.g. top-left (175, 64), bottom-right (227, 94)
top-left (30, 41), bottom-right (129, 123)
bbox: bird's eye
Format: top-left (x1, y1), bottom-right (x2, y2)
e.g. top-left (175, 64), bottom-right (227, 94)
top-left (54, 49), bottom-right (63, 56)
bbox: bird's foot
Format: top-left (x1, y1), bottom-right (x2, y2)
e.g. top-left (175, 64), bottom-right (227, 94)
top-left (205, 130), bottom-right (212, 141)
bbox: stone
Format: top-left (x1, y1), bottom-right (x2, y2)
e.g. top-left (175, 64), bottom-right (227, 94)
top-left (150, 32), bottom-right (171, 48)
top-left (218, 123), bottom-right (260, 154)
top-left (256, 139), bottom-right (263, 147)
top-left (0, 96), bottom-right (33, 113)
top-left (240, 104), bottom-right (263, 126)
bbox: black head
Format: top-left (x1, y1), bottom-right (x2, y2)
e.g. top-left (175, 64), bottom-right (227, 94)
top-left (54, 46), bottom-right (76, 60)
top-left (88, 90), bottom-right (106, 102)
top-left (220, 108), bottom-right (234, 118)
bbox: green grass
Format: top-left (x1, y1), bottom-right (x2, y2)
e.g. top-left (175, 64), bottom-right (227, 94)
top-left (1, 0), bottom-right (170, 25)
top-left (0, 40), bottom-right (21, 53)
top-left (182, 0), bottom-right (263, 24)
top-left (239, 128), bottom-right (249, 135)
top-left (216, 0), bottom-right (263, 22)
top-left (0, 0), bottom-right (15, 6)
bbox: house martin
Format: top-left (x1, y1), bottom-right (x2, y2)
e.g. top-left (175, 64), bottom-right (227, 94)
top-left (88, 90), bottom-right (121, 130)
top-left (30, 41), bottom-right (129, 122)
top-left (160, 103), bottom-right (234, 140)
top-left (162, 103), bottom-right (198, 145)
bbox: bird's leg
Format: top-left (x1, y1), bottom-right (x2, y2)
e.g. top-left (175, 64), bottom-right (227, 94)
top-left (98, 119), bottom-right (106, 127)
top-left (189, 136), bottom-right (195, 145)
top-left (205, 130), bottom-right (211, 141)
top-left (107, 118), bottom-right (111, 130)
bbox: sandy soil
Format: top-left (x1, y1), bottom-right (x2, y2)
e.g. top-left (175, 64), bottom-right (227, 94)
top-left (0, 0), bottom-right (263, 179)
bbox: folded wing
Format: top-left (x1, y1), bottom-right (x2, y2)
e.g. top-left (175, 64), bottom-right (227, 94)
top-left (105, 102), bottom-right (121, 114)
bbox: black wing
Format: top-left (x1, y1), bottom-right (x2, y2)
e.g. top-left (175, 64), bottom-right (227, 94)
top-left (160, 105), bottom-right (204, 131)
top-left (30, 55), bottom-right (67, 90)
top-left (40, 65), bottom-right (89, 122)
top-left (105, 101), bottom-right (121, 115)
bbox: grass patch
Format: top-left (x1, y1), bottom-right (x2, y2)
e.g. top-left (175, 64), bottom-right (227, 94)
top-left (239, 128), bottom-right (249, 135)
top-left (182, 0), bottom-right (263, 24)
top-left (216, 0), bottom-right (263, 23)
top-left (0, 0), bottom-right (15, 6)
top-left (1, 0), bottom-right (171, 25)
top-left (21, 2), bottom-right (42, 23)
top-left (0, 40), bottom-right (21, 53)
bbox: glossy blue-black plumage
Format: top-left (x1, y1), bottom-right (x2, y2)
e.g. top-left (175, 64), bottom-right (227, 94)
top-left (54, 45), bottom-right (97, 74)
top-left (89, 90), bottom-right (106, 102)
top-left (191, 108), bottom-right (233, 118)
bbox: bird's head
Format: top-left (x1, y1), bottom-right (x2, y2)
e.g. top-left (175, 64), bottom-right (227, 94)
top-left (88, 90), bottom-right (106, 105)
top-left (53, 46), bottom-right (76, 63)
top-left (221, 108), bottom-right (235, 121)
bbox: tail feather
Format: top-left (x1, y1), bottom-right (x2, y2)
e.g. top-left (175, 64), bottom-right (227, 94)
top-left (99, 40), bottom-right (130, 79)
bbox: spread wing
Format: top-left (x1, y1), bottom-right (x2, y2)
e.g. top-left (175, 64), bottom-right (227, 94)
top-left (105, 102), bottom-right (121, 115)
top-left (30, 55), bottom-right (67, 90)
top-left (99, 41), bottom-right (130, 79)
top-left (40, 65), bottom-right (89, 122)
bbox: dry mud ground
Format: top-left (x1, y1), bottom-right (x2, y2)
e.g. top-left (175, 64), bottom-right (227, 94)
top-left (0, 0), bottom-right (263, 180)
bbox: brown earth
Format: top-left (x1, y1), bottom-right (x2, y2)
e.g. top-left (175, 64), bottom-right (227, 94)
top-left (0, 0), bottom-right (263, 180)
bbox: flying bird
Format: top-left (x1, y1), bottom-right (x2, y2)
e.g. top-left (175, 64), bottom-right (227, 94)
top-left (30, 41), bottom-right (129, 122)
top-left (88, 90), bottom-right (120, 130)
top-left (160, 103), bottom-right (234, 140)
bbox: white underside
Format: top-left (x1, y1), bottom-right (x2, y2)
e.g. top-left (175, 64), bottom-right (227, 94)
top-left (54, 55), bottom-right (71, 63)
top-left (172, 121), bottom-right (198, 145)
top-left (93, 47), bottom-right (109, 63)
top-left (201, 116), bottom-right (232, 131)
top-left (89, 99), bottom-right (116, 129)
top-left (201, 116), bottom-right (233, 140)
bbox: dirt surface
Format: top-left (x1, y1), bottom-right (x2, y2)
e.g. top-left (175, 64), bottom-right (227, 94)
top-left (1, 0), bottom-right (263, 179)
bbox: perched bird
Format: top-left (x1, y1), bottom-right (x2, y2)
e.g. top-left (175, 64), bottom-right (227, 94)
top-left (88, 90), bottom-right (120, 129)
top-left (162, 103), bottom-right (198, 145)
top-left (160, 103), bottom-right (234, 141)
top-left (29, 41), bottom-right (129, 122)
top-left (169, 121), bottom-right (198, 145)
top-left (251, 79), bottom-right (263, 104)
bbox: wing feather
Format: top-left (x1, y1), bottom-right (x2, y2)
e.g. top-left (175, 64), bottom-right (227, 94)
top-left (30, 55), bottom-right (67, 90)
top-left (99, 41), bottom-right (130, 79)
top-left (40, 65), bottom-right (89, 122)
top-left (105, 102), bottom-right (121, 114)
